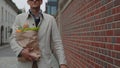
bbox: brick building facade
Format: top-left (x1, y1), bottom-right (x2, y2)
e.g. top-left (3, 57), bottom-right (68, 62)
top-left (57, 0), bottom-right (120, 68)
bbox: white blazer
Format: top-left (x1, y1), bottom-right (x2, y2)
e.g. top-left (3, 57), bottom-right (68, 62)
top-left (10, 12), bottom-right (66, 68)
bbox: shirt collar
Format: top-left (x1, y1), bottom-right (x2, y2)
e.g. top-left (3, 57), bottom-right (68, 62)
top-left (27, 9), bottom-right (44, 19)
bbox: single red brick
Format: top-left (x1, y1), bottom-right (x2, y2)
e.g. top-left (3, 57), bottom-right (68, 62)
top-left (114, 44), bottom-right (120, 51)
top-left (114, 0), bottom-right (120, 6)
top-left (114, 14), bottom-right (120, 21)
top-left (106, 56), bottom-right (113, 64)
top-left (106, 16), bottom-right (113, 23)
top-left (106, 44), bottom-right (113, 50)
top-left (100, 54), bottom-right (106, 61)
top-left (114, 29), bottom-right (120, 36)
top-left (114, 59), bottom-right (120, 67)
top-left (106, 30), bottom-right (114, 36)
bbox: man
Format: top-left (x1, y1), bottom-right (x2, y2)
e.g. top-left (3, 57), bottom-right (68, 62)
top-left (10, 0), bottom-right (67, 68)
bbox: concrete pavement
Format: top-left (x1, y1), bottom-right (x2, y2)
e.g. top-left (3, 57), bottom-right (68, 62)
top-left (0, 44), bottom-right (17, 68)
top-left (0, 44), bottom-right (9, 49)
top-left (0, 57), bottom-right (17, 68)
top-left (0, 45), bottom-right (15, 57)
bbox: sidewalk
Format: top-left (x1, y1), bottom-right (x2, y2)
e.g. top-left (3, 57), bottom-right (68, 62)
top-left (0, 57), bottom-right (17, 68)
top-left (0, 44), bottom-right (10, 49)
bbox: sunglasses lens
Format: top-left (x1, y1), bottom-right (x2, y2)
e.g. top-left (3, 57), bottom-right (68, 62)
top-left (29, 0), bottom-right (39, 1)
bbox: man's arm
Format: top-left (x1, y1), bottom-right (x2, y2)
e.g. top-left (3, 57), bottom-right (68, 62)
top-left (10, 15), bottom-right (23, 57)
top-left (51, 16), bottom-right (67, 68)
top-left (10, 15), bottom-right (36, 61)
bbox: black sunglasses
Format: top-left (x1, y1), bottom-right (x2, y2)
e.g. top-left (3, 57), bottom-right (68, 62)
top-left (28, 0), bottom-right (40, 1)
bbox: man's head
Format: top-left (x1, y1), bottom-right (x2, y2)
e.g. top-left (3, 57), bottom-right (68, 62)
top-left (27, 0), bottom-right (42, 9)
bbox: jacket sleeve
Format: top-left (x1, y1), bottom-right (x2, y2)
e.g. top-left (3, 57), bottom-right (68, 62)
top-left (10, 15), bottom-right (23, 57)
top-left (51, 17), bottom-right (67, 65)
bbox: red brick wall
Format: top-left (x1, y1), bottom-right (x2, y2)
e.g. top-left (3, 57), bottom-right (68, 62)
top-left (58, 0), bottom-right (120, 68)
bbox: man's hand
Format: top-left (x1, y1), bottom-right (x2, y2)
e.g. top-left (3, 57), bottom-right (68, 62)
top-left (60, 64), bottom-right (68, 68)
top-left (20, 48), bottom-right (36, 61)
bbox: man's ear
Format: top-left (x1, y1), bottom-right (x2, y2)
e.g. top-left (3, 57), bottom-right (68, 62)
top-left (41, 0), bottom-right (43, 2)
top-left (40, 0), bottom-right (43, 4)
top-left (27, 0), bottom-right (30, 5)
